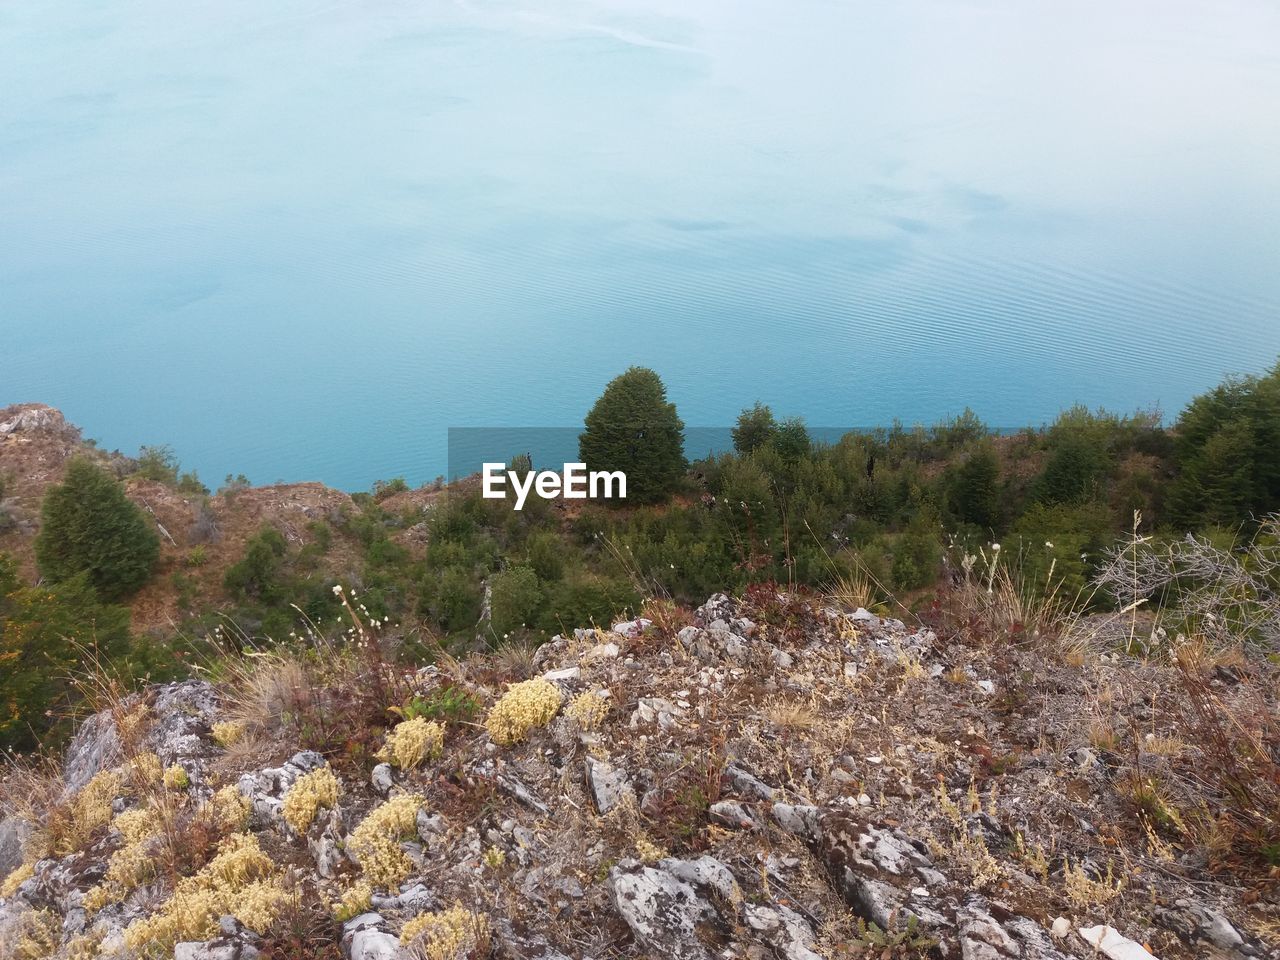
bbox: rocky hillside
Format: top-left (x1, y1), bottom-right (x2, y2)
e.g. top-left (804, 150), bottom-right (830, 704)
top-left (0, 403), bottom-right (444, 634)
top-left (1, 591), bottom-right (1274, 960)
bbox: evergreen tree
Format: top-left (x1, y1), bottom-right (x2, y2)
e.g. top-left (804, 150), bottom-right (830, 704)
top-left (772, 416), bottom-right (812, 464)
top-left (948, 444), bottom-right (1000, 529)
top-left (35, 458), bottom-right (160, 601)
top-left (1169, 362), bottom-right (1280, 528)
top-left (579, 367), bottom-right (686, 504)
top-left (732, 403), bottom-right (777, 454)
top-left (0, 557), bottom-right (131, 751)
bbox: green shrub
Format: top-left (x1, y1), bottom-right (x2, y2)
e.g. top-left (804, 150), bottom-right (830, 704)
top-left (890, 520), bottom-right (942, 591)
top-left (579, 367), bottom-right (686, 504)
top-left (35, 458), bottom-right (160, 601)
top-left (732, 403), bottom-right (777, 454)
top-left (488, 566), bottom-right (543, 636)
top-left (525, 531), bottom-right (565, 582)
top-left (946, 443), bottom-right (1000, 530)
top-left (0, 557), bottom-right (132, 751)
top-left (224, 527), bottom-right (288, 603)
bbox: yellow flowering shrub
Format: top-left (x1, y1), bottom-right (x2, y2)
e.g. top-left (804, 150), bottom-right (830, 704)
top-left (164, 764), bottom-right (190, 790)
top-left (128, 751), bottom-right (163, 788)
top-left (566, 691), bottom-right (608, 731)
top-left (84, 806), bottom-right (163, 912)
top-left (12, 907), bottom-right (60, 960)
top-left (347, 793), bottom-right (425, 890)
top-left (63, 932), bottom-right (104, 960)
top-left (400, 905), bottom-right (491, 960)
top-left (1, 860), bottom-right (34, 898)
top-left (206, 784), bottom-right (251, 832)
top-left (331, 879), bottom-right (373, 922)
top-left (378, 717), bottom-right (445, 769)
top-left (48, 769), bottom-right (123, 854)
top-left (211, 720), bottom-right (247, 748)
top-left (122, 833), bottom-right (292, 953)
top-left (484, 679), bottom-right (562, 746)
top-left (281, 766), bottom-right (340, 834)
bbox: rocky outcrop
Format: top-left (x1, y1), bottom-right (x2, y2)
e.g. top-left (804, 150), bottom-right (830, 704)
top-left (2, 592), bottom-right (1275, 960)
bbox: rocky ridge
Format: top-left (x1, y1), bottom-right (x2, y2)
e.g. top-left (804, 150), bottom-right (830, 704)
top-left (0, 592), bottom-right (1274, 960)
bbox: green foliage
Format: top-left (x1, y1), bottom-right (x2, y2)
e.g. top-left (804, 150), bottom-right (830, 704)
top-left (135, 444), bottom-right (208, 495)
top-left (418, 566), bottom-right (483, 632)
top-left (1008, 501), bottom-right (1111, 599)
top-left (1169, 364), bottom-right (1280, 529)
top-left (579, 367), bottom-right (686, 504)
top-left (851, 913), bottom-right (936, 954)
top-left (391, 686), bottom-right (482, 724)
top-left (947, 443), bottom-right (1000, 529)
top-left (732, 403), bottom-right (777, 454)
top-left (373, 477), bottom-right (410, 501)
top-left (1172, 366), bottom-right (1280, 535)
top-left (135, 444), bottom-right (181, 484)
top-left (525, 530), bottom-right (565, 582)
top-left (224, 527), bottom-right (288, 603)
top-left (539, 574), bottom-right (637, 633)
top-left (890, 518), bottom-right (942, 591)
top-left (0, 558), bottom-right (132, 752)
top-left (488, 565), bottom-right (543, 636)
top-left (771, 416), bottom-right (811, 463)
top-left (35, 458), bottom-right (160, 601)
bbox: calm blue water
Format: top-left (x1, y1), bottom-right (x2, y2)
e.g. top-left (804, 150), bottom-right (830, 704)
top-left (2, 0), bottom-right (1278, 490)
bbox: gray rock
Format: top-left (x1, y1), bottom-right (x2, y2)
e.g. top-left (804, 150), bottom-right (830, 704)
top-left (174, 915), bottom-right (262, 960)
top-left (708, 800), bottom-right (756, 830)
top-left (542, 666), bottom-right (581, 683)
top-left (342, 913), bottom-right (407, 960)
top-left (146, 680), bottom-right (221, 764)
top-left (612, 618), bottom-right (653, 638)
top-left (770, 803), bottom-right (820, 840)
top-left (805, 809), bottom-right (951, 931)
top-left (61, 710), bottom-right (124, 797)
top-left (585, 757), bottom-right (634, 815)
top-left (0, 816), bottom-right (31, 881)
top-left (608, 860), bottom-right (719, 960)
top-left (743, 903), bottom-right (824, 960)
top-left (1157, 899), bottom-right (1263, 958)
top-left (659, 856), bottom-right (740, 904)
top-left (724, 763), bottom-right (776, 802)
top-left (957, 897), bottom-right (1069, 959)
top-left (309, 808), bottom-right (345, 879)
top-left (371, 763), bottom-right (396, 796)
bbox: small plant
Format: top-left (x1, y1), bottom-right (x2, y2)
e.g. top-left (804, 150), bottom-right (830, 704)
top-left (164, 764), bottom-right (190, 790)
top-left (849, 913), bottom-right (937, 956)
top-left (1, 860), bottom-right (35, 898)
top-left (121, 832), bottom-right (293, 954)
top-left (377, 717), bottom-right (445, 770)
top-left (212, 720), bottom-right (247, 748)
top-left (566, 691), bottom-right (609, 731)
top-left (331, 880), bottom-right (373, 922)
top-left (400, 905), bottom-right (491, 960)
top-left (259, 883), bottom-right (345, 960)
top-left (484, 678), bottom-right (562, 746)
top-left (391, 687), bottom-right (482, 725)
top-left (281, 766), bottom-right (340, 834)
top-left (186, 545), bottom-right (209, 567)
top-left (347, 793), bottom-right (426, 889)
top-left (1062, 858), bottom-right (1124, 910)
